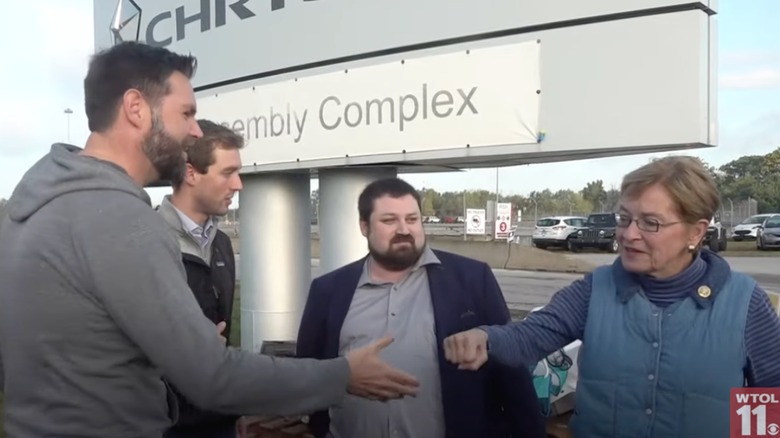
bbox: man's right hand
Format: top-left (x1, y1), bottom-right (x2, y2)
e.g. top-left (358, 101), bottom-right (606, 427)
top-left (345, 336), bottom-right (419, 401)
top-left (217, 321), bottom-right (227, 345)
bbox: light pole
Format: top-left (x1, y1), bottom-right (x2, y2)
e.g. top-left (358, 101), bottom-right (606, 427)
top-left (495, 167), bottom-right (499, 205)
top-left (64, 108), bottom-right (73, 142)
top-left (728, 198), bottom-right (734, 227)
top-left (494, 168), bottom-right (500, 241)
top-left (462, 190), bottom-right (467, 242)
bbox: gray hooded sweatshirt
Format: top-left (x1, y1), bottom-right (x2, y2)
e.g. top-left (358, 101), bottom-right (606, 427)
top-left (0, 144), bottom-right (349, 437)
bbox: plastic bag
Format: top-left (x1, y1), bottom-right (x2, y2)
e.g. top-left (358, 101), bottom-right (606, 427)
top-left (530, 348), bottom-right (573, 416)
top-left (527, 306), bottom-right (581, 417)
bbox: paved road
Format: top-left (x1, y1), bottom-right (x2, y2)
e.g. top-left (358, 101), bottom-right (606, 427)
top-left (569, 252), bottom-right (779, 273)
top-left (237, 253), bottom-right (779, 315)
top-left (568, 253), bottom-right (780, 294)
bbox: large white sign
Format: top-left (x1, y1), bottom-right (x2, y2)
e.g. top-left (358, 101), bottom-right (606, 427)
top-left (466, 209), bottom-right (486, 235)
top-left (95, 0), bottom-right (712, 89)
top-left (495, 202), bottom-right (512, 239)
top-left (197, 41), bottom-right (541, 166)
top-left (94, 2), bottom-right (716, 172)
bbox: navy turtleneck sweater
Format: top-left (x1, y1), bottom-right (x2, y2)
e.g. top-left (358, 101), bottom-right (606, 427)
top-left (484, 250), bottom-right (780, 387)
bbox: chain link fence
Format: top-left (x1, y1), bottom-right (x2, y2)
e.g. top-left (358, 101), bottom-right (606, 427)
top-left (717, 198), bottom-right (759, 229)
top-left (220, 198), bottom-right (766, 240)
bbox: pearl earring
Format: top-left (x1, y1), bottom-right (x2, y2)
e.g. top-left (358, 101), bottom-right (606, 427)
top-left (688, 244), bottom-right (696, 251)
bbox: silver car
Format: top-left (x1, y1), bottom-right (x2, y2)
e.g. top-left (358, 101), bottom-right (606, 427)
top-left (757, 215), bottom-right (780, 250)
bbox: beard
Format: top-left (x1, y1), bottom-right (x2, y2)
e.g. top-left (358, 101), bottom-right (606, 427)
top-left (368, 233), bottom-right (424, 271)
top-left (142, 112), bottom-right (192, 182)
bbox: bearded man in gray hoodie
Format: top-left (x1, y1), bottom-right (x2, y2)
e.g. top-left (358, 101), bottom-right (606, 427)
top-left (0, 41), bottom-right (418, 438)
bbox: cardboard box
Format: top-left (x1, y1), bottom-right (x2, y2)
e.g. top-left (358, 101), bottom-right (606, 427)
top-left (545, 412), bottom-right (573, 438)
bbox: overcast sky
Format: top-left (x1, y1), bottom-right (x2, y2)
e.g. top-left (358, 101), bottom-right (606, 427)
top-left (0, 0), bottom-right (778, 206)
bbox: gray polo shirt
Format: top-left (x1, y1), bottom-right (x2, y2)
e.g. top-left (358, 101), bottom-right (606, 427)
top-left (329, 246), bottom-right (445, 438)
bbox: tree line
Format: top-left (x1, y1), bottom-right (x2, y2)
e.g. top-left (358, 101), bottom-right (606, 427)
top-left (326, 147), bottom-right (780, 220)
top-left (707, 147), bottom-right (780, 214)
top-left (1, 148), bottom-right (777, 222)
top-left (414, 182), bottom-right (619, 220)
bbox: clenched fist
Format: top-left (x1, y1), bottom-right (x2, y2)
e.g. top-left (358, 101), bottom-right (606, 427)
top-left (443, 328), bottom-right (489, 371)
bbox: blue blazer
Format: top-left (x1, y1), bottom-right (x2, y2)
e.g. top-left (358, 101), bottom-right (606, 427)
top-left (296, 249), bottom-right (546, 438)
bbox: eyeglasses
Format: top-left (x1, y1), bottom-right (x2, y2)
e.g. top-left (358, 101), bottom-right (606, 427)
top-left (616, 214), bottom-right (682, 233)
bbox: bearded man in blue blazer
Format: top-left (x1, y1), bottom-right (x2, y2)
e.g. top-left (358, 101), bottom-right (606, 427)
top-left (296, 177), bottom-right (545, 438)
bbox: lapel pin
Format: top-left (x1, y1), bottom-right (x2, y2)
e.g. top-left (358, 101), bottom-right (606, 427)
top-left (697, 285), bottom-right (712, 298)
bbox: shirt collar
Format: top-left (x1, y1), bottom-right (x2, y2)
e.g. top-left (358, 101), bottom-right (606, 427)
top-left (358, 245), bottom-right (441, 287)
top-left (612, 250), bottom-right (730, 308)
top-left (170, 204), bottom-right (215, 245)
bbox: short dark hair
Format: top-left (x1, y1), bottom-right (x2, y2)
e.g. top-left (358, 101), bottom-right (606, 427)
top-left (358, 178), bottom-right (422, 222)
top-left (84, 41), bottom-right (197, 132)
top-left (171, 120), bottom-right (244, 188)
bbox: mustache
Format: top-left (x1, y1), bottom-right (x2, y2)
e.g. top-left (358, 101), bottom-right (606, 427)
top-left (391, 234), bottom-right (415, 244)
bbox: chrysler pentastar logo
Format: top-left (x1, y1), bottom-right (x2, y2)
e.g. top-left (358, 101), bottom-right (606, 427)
top-left (110, 0), bottom-right (142, 45)
top-left (108, 0), bottom-right (322, 48)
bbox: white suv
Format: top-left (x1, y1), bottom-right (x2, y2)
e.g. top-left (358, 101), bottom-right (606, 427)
top-left (532, 216), bottom-right (588, 250)
top-left (733, 214), bottom-right (774, 241)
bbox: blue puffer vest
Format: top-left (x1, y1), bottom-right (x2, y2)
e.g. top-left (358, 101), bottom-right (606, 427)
top-left (571, 254), bottom-right (754, 438)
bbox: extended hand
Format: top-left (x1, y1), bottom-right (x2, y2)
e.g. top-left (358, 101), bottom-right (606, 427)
top-left (443, 328), bottom-right (489, 370)
top-left (345, 336), bottom-right (419, 401)
top-left (217, 321), bottom-right (227, 344)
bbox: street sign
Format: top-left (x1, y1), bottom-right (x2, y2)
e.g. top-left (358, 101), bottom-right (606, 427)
top-left (466, 209), bottom-right (486, 235)
top-left (495, 202), bottom-right (512, 239)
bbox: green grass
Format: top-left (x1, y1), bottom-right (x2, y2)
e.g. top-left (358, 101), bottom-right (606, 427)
top-left (722, 240), bottom-right (780, 257)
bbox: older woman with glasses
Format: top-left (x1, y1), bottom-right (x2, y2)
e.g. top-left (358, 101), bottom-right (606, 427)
top-left (442, 156), bottom-right (780, 437)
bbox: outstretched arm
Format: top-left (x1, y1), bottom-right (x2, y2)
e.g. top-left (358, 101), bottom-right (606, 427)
top-left (76, 205), bottom-right (350, 416)
top-left (483, 274), bottom-right (592, 368)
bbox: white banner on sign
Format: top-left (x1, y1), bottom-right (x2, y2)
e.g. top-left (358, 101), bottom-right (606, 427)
top-left (495, 203), bottom-right (513, 239)
top-left (466, 209), bottom-right (487, 235)
top-left (197, 40), bottom-right (541, 167)
top-left (94, 0), bottom-right (707, 90)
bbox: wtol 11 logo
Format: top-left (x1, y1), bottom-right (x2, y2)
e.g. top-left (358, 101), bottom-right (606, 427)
top-left (110, 0), bottom-right (321, 47)
top-left (731, 388), bottom-right (780, 437)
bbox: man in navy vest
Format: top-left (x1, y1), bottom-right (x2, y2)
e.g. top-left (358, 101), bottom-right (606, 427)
top-left (297, 177), bottom-right (545, 438)
top-left (443, 156), bottom-right (780, 438)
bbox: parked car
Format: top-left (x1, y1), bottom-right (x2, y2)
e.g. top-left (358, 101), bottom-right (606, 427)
top-left (532, 216), bottom-right (587, 250)
top-left (756, 214), bottom-right (780, 250)
top-left (702, 215), bottom-right (728, 252)
top-left (732, 214), bottom-right (775, 241)
top-left (568, 213), bottom-right (619, 253)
